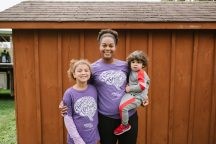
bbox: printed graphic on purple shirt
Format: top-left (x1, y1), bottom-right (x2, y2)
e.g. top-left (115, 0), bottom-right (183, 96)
top-left (74, 96), bottom-right (97, 122)
top-left (99, 70), bottom-right (126, 91)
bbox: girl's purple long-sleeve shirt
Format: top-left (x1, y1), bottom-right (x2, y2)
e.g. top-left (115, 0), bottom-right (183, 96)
top-left (63, 84), bottom-right (100, 144)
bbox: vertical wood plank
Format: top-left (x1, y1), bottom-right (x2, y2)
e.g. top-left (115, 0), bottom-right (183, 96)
top-left (147, 31), bottom-right (153, 144)
top-left (34, 30), bottom-right (42, 144)
top-left (38, 30), bottom-right (60, 143)
top-left (13, 30), bottom-right (38, 144)
top-left (12, 30), bottom-right (19, 144)
top-left (80, 31), bottom-right (85, 58)
top-left (57, 32), bottom-right (64, 144)
top-left (125, 30), bottom-right (130, 56)
top-left (151, 31), bottom-right (171, 144)
top-left (173, 31), bottom-right (193, 144)
top-left (188, 32), bottom-right (198, 144)
top-left (168, 32), bottom-right (175, 144)
top-left (193, 32), bottom-right (214, 144)
top-left (208, 33), bottom-right (216, 144)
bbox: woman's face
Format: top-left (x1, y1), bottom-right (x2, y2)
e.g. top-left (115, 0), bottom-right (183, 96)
top-left (99, 36), bottom-right (116, 61)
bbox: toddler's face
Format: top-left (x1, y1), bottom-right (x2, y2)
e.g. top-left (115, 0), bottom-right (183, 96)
top-left (130, 60), bottom-right (143, 72)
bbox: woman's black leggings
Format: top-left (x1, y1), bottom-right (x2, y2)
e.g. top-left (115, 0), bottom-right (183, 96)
top-left (98, 112), bottom-right (138, 144)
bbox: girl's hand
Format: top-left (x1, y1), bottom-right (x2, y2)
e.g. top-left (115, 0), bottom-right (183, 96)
top-left (59, 101), bottom-right (68, 116)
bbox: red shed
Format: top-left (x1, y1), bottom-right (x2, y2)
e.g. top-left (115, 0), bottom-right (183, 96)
top-left (0, 1), bottom-right (215, 144)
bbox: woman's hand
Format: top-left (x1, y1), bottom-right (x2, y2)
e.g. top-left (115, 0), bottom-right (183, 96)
top-left (59, 101), bottom-right (68, 116)
top-left (125, 85), bottom-right (130, 93)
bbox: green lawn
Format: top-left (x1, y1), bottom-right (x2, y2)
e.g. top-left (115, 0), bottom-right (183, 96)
top-left (0, 99), bottom-right (17, 144)
top-left (0, 89), bottom-right (11, 95)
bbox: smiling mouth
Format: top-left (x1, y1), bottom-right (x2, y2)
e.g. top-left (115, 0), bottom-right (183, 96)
top-left (104, 52), bottom-right (112, 56)
top-left (80, 76), bottom-right (88, 78)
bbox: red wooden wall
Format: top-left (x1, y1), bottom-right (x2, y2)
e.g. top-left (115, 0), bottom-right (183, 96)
top-left (13, 29), bottom-right (216, 144)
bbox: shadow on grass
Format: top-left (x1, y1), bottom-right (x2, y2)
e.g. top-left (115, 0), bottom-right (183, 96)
top-left (0, 94), bottom-right (14, 100)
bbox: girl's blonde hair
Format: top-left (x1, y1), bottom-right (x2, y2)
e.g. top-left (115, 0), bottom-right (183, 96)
top-left (67, 59), bottom-right (92, 80)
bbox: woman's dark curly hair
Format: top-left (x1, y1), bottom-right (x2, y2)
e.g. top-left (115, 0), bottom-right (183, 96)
top-left (126, 50), bottom-right (149, 69)
top-left (97, 29), bottom-right (118, 45)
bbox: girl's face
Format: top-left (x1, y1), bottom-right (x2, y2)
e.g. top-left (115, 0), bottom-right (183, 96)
top-left (73, 64), bottom-right (91, 83)
top-left (130, 60), bottom-right (143, 72)
top-left (99, 36), bottom-right (116, 61)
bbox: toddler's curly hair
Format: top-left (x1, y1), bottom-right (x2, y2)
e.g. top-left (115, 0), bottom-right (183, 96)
top-left (126, 50), bottom-right (149, 69)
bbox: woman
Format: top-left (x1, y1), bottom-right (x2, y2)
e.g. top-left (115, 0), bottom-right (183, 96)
top-left (60, 29), bottom-right (149, 144)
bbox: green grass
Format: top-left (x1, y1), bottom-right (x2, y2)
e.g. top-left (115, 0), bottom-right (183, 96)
top-left (0, 99), bottom-right (17, 144)
top-left (0, 89), bottom-right (11, 95)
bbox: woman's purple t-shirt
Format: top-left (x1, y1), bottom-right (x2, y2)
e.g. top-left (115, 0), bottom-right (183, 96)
top-left (91, 59), bottom-right (136, 118)
top-left (63, 84), bottom-right (100, 144)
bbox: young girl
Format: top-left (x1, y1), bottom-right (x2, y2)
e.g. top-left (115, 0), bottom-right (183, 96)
top-left (62, 59), bottom-right (100, 144)
top-left (114, 50), bottom-right (150, 135)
